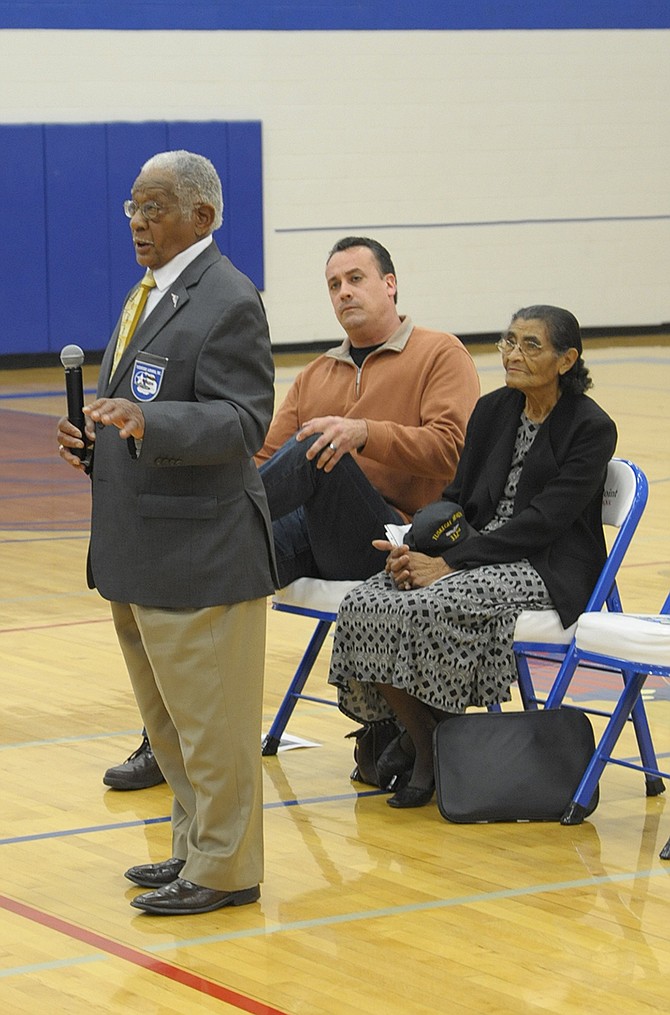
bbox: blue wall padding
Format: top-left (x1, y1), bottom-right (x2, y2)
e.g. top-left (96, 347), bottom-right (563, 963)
top-left (0, 3), bottom-right (667, 31)
top-left (0, 125), bottom-right (50, 354)
top-left (0, 120), bottom-right (264, 356)
top-left (224, 123), bottom-right (265, 297)
top-left (44, 124), bottom-right (110, 354)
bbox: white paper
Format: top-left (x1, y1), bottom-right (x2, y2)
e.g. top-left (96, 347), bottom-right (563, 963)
top-left (384, 522), bottom-right (411, 546)
top-left (261, 733), bottom-right (321, 751)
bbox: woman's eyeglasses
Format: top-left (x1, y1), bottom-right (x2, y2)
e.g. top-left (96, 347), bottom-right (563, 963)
top-left (496, 335), bottom-right (547, 359)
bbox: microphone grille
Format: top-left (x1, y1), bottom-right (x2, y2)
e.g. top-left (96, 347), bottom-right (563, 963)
top-left (60, 344), bottom-right (85, 368)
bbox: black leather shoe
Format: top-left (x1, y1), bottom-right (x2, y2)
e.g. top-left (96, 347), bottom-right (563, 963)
top-left (376, 733), bottom-right (415, 791)
top-left (130, 878), bottom-right (261, 915)
top-left (387, 782), bottom-right (435, 809)
top-left (124, 857), bottom-right (185, 888)
top-left (103, 733), bottom-right (165, 790)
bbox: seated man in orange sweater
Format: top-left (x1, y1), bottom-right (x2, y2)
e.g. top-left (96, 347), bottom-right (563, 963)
top-left (104, 236), bottom-right (480, 788)
top-left (257, 235), bottom-right (480, 586)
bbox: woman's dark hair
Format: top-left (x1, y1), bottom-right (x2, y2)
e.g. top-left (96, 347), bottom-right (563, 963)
top-left (326, 236), bottom-right (398, 304)
top-left (512, 304), bottom-right (592, 394)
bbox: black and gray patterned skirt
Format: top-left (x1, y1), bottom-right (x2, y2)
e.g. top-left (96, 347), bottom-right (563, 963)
top-left (328, 562), bottom-right (552, 720)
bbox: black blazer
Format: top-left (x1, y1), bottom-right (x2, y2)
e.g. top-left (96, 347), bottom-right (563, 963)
top-left (440, 387), bottom-right (617, 627)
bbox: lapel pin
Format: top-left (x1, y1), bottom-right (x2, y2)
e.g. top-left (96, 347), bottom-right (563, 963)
top-left (171, 293), bottom-right (179, 308)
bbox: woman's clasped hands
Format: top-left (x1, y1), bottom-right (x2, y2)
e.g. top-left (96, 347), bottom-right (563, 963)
top-left (371, 539), bottom-right (454, 590)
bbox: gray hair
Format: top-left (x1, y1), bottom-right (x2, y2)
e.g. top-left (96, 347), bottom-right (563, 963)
top-left (511, 304), bottom-right (592, 394)
top-left (140, 150), bottom-right (223, 231)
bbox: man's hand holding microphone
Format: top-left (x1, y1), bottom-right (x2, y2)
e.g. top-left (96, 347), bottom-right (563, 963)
top-left (57, 344), bottom-right (146, 470)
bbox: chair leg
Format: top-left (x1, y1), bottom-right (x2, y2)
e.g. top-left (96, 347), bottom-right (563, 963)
top-left (262, 619), bottom-right (332, 756)
top-left (514, 653), bottom-right (540, 710)
top-left (625, 669), bottom-right (666, 796)
top-left (561, 670), bottom-right (649, 824)
top-left (544, 646), bottom-right (580, 708)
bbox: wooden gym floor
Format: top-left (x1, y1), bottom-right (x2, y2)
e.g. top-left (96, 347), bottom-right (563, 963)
top-left (1, 338), bottom-right (670, 1014)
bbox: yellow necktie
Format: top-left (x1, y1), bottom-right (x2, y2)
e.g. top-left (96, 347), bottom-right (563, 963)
top-left (110, 270), bottom-right (157, 376)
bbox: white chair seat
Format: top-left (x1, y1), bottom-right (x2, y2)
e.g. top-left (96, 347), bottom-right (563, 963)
top-left (274, 587), bottom-right (578, 639)
top-left (272, 577), bottom-right (362, 615)
top-left (576, 612), bottom-right (670, 667)
top-left (514, 609), bottom-right (577, 645)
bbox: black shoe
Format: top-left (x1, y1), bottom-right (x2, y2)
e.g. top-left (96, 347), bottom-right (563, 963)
top-left (130, 878), bottom-right (260, 915)
top-left (124, 857), bottom-right (185, 888)
top-left (376, 732), bottom-right (415, 791)
top-left (387, 782), bottom-right (435, 809)
top-left (103, 733), bottom-right (165, 790)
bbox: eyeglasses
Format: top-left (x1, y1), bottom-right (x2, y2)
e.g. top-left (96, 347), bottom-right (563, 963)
top-left (123, 200), bottom-right (165, 222)
top-left (496, 335), bottom-right (549, 359)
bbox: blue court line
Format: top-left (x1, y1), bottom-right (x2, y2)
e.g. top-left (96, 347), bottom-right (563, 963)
top-left (0, 388), bottom-right (97, 401)
top-left (1, 350), bottom-right (668, 406)
top-left (0, 816), bottom-right (171, 846)
top-left (0, 791), bottom-right (382, 846)
top-left (0, 730), bottom-right (142, 752)
top-left (3, 759), bottom-right (667, 848)
top-left (277, 213), bottom-right (670, 234)
top-left (0, 534), bottom-right (88, 544)
top-left (1, 349), bottom-right (669, 397)
top-left (0, 520), bottom-right (90, 531)
top-left (0, 487), bottom-right (85, 497)
top-left (0, 524), bottom-right (90, 532)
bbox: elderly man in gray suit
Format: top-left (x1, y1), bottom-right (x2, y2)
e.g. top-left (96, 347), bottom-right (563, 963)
top-left (57, 150), bottom-right (276, 916)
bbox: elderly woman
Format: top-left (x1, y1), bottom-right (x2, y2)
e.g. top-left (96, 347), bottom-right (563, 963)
top-left (328, 305), bottom-right (617, 808)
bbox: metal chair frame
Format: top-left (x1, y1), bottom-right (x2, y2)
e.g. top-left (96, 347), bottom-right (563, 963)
top-left (262, 581), bottom-right (358, 755)
top-left (263, 460), bottom-right (654, 792)
top-left (558, 597), bottom-right (670, 824)
top-left (512, 458), bottom-right (664, 822)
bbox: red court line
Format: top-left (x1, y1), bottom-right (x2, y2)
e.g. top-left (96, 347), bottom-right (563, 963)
top-left (0, 893), bottom-right (289, 1015)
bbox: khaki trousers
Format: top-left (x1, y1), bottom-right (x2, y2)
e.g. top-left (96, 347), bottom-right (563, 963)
top-left (111, 598), bottom-right (266, 891)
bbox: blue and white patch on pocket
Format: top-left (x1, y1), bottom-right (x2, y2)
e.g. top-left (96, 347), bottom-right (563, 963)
top-left (131, 354), bottom-right (168, 402)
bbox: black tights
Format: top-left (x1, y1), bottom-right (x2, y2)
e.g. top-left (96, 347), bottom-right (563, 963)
top-left (378, 684), bottom-right (443, 790)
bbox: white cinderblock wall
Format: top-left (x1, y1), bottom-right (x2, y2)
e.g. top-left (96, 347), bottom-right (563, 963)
top-left (0, 29), bottom-right (667, 344)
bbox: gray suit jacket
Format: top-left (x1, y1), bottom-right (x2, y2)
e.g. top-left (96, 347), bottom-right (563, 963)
top-left (87, 242), bottom-right (277, 608)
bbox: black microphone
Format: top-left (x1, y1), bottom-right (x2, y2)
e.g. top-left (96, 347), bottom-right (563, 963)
top-left (60, 344), bottom-right (87, 461)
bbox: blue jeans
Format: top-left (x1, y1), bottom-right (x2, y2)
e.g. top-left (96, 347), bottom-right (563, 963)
top-left (259, 433), bottom-right (403, 588)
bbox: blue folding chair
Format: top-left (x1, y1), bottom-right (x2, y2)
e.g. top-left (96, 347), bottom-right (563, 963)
top-left (262, 578), bottom-right (361, 755)
top-left (558, 598), bottom-right (670, 825)
top-left (262, 572), bottom-right (511, 754)
top-left (511, 458), bottom-right (664, 821)
top-left (513, 458), bottom-right (648, 706)
top-left (264, 460), bottom-right (655, 785)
